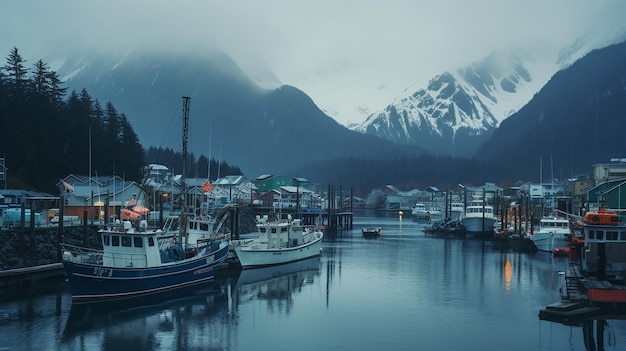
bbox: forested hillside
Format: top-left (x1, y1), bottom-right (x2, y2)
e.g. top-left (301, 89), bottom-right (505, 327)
top-left (0, 47), bottom-right (145, 193)
top-left (0, 47), bottom-right (242, 194)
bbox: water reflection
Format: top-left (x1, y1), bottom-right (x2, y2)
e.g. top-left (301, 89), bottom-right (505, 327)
top-left (60, 257), bottom-right (321, 350)
top-left (5, 214), bottom-right (626, 350)
top-left (234, 256), bottom-right (321, 310)
top-left (62, 276), bottom-right (237, 350)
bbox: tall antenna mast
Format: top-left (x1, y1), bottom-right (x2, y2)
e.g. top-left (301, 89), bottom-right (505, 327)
top-left (180, 96), bottom-right (190, 243)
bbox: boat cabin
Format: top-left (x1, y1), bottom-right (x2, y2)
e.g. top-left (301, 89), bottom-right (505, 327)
top-left (538, 217), bottom-right (570, 231)
top-left (581, 208), bottom-right (626, 279)
top-left (465, 206), bottom-right (494, 216)
top-left (100, 221), bottom-right (163, 268)
top-left (257, 218), bottom-right (307, 248)
top-left (163, 216), bottom-right (216, 246)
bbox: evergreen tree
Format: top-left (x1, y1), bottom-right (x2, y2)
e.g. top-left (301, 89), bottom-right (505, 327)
top-left (2, 47), bottom-right (29, 96)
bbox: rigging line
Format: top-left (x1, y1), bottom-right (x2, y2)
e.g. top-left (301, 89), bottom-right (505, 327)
top-left (150, 101), bottom-right (182, 165)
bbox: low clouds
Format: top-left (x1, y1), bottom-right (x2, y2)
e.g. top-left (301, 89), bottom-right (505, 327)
top-left (1, 0), bottom-right (624, 124)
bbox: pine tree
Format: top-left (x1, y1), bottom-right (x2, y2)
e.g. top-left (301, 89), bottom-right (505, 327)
top-left (2, 47), bottom-right (29, 96)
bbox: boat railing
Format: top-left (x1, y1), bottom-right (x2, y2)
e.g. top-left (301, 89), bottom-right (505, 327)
top-left (61, 243), bottom-right (104, 265)
top-left (196, 232), bottom-right (231, 245)
top-left (158, 230), bottom-right (230, 245)
top-left (61, 243), bottom-right (151, 267)
top-left (230, 239), bottom-right (254, 247)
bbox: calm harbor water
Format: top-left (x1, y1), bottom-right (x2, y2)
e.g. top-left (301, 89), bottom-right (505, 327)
top-left (2, 210), bottom-right (626, 351)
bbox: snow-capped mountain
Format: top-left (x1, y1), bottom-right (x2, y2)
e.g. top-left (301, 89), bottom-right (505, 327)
top-left (349, 31), bottom-right (626, 157)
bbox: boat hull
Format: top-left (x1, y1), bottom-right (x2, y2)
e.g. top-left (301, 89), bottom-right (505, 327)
top-left (62, 244), bottom-right (230, 303)
top-left (530, 232), bottom-right (570, 252)
top-left (362, 227), bottom-right (381, 238)
top-left (233, 235), bottom-right (323, 269)
top-left (461, 217), bottom-right (496, 235)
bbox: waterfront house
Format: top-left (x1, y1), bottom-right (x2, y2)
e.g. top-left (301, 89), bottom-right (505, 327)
top-left (59, 175), bottom-right (144, 223)
top-left (585, 178), bottom-right (626, 213)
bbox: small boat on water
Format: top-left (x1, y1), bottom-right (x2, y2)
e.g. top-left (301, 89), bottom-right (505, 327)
top-left (411, 203), bottom-right (430, 220)
top-left (529, 215), bottom-right (572, 253)
top-left (231, 214), bottom-right (323, 269)
top-left (362, 227), bottom-right (382, 238)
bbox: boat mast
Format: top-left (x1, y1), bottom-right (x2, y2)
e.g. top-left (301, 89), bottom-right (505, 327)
top-left (180, 96), bottom-right (190, 245)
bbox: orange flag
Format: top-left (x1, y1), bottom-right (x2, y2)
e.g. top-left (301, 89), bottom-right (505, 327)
top-left (201, 180), bottom-right (213, 192)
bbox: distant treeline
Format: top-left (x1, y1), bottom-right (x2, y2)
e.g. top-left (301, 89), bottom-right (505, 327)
top-left (293, 155), bottom-right (497, 196)
top-left (0, 47), bottom-right (240, 194)
top-left (145, 146), bottom-right (242, 181)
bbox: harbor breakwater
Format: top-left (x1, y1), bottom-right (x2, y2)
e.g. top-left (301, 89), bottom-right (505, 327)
top-left (0, 227), bottom-right (100, 271)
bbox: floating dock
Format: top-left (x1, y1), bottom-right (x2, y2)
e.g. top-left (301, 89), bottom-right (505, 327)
top-left (538, 260), bottom-right (626, 324)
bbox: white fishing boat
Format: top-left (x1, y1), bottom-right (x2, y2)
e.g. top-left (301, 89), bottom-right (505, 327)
top-left (411, 203), bottom-right (430, 219)
top-left (529, 215), bottom-right (572, 253)
top-left (231, 214), bottom-right (323, 268)
top-left (461, 199), bottom-right (497, 236)
top-left (449, 202), bottom-right (465, 220)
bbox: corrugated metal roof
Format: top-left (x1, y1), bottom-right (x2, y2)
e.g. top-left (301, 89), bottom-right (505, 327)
top-left (214, 175), bottom-right (245, 185)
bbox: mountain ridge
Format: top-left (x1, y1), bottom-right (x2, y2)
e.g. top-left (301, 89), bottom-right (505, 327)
top-left (347, 28), bottom-right (626, 157)
top-left (59, 50), bottom-right (427, 178)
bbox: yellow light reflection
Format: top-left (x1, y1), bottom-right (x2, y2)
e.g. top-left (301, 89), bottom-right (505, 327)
top-left (505, 258), bottom-right (512, 292)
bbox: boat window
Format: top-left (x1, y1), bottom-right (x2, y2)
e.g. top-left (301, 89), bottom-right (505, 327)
top-left (200, 223), bottom-right (209, 231)
top-left (103, 235), bottom-right (110, 246)
top-left (281, 227), bottom-right (287, 233)
top-left (260, 227), bottom-right (267, 233)
top-left (621, 232), bottom-right (626, 241)
top-left (122, 236), bottom-right (131, 247)
top-left (596, 231), bottom-right (604, 240)
top-left (271, 228), bottom-right (277, 233)
top-left (112, 235), bottom-right (120, 246)
top-left (134, 237), bottom-right (143, 247)
top-left (148, 237), bottom-right (155, 246)
top-left (607, 231), bottom-right (618, 240)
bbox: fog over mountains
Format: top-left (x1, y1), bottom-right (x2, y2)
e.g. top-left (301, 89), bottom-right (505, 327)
top-left (55, 29), bottom-right (626, 186)
top-left (59, 50), bottom-right (424, 178)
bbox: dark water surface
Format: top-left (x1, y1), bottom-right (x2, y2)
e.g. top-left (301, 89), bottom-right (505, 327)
top-left (2, 211), bottom-right (626, 350)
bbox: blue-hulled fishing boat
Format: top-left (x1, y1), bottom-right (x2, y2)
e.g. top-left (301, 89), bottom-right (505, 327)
top-left (61, 96), bottom-right (230, 303)
top-left (61, 220), bottom-right (229, 303)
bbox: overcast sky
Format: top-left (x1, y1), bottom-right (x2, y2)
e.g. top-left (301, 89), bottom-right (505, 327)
top-left (2, 0), bottom-right (625, 125)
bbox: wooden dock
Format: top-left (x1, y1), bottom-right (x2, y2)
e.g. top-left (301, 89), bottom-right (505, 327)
top-left (562, 261), bottom-right (588, 301)
top-left (0, 263), bottom-right (66, 300)
top-left (537, 260), bottom-right (626, 324)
